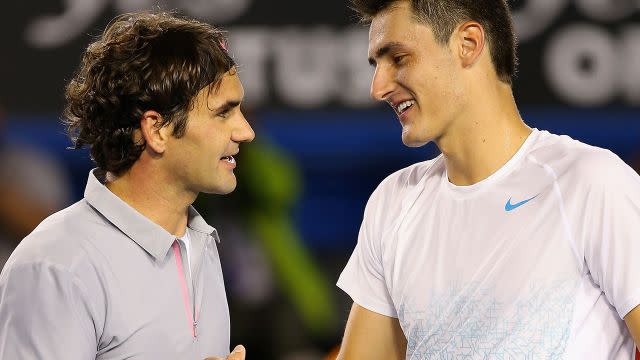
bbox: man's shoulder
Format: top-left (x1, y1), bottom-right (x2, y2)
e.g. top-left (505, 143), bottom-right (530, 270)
top-left (368, 156), bottom-right (443, 206)
top-left (6, 199), bottom-right (109, 272)
top-left (528, 130), bottom-right (634, 186)
top-left (381, 156), bottom-right (443, 190)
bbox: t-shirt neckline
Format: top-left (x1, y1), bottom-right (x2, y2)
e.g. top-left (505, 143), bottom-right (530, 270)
top-left (442, 128), bottom-right (540, 197)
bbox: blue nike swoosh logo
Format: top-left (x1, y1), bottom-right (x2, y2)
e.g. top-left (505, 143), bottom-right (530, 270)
top-left (505, 194), bottom-right (539, 212)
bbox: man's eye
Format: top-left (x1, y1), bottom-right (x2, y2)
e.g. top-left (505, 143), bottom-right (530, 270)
top-left (217, 110), bottom-right (230, 118)
top-left (393, 55), bottom-right (407, 64)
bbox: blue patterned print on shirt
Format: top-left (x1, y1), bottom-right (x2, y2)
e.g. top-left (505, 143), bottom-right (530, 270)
top-left (397, 280), bottom-right (578, 359)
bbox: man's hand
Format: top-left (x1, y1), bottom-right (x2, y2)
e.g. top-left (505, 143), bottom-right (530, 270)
top-left (205, 344), bottom-right (246, 360)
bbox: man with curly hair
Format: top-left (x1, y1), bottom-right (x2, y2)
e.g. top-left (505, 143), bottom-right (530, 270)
top-left (0, 11), bottom-right (254, 360)
top-left (336, 0), bottom-right (640, 359)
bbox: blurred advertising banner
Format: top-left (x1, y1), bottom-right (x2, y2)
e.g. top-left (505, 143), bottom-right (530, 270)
top-left (1, 0), bottom-right (639, 113)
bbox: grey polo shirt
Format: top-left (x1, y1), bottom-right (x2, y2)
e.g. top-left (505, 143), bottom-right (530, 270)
top-left (0, 170), bottom-right (231, 359)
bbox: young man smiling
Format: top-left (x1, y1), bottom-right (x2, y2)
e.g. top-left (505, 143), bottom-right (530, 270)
top-left (336, 0), bottom-right (640, 358)
top-left (0, 12), bottom-right (253, 360)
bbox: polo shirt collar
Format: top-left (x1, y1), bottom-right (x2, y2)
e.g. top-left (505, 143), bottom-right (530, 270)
top-left (84, 169), bottom-right (219, 261)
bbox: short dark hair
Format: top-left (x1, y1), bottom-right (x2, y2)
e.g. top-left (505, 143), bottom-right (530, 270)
top-left (64, 11), bottom-right (235, 175)
top-left (351, 0), bottom-right (518, 85)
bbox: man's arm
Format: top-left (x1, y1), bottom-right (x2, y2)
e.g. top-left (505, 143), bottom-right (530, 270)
top-left (0, 262), bottom-right (97, 359)
top-left (337, 303), bottom-right (407, 360)
top-left (624, 305), bottom-right (640, 347)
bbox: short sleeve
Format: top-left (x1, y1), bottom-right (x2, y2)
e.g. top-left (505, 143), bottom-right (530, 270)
top-left (337, 186), bottom-right (397, 318)
top-left (581, 152), bottom-right (640, 319)
top-left (0, 261), bottom-right (97, 359)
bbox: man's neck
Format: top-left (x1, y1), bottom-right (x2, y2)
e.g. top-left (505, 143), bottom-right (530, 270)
top-left (105, 163), bottom-right (194, 237)
top-left (436, 85), bottom-right (531, 186)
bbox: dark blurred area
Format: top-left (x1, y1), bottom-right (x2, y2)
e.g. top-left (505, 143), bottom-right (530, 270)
top-left (1, 1), bottom-right (639, 359)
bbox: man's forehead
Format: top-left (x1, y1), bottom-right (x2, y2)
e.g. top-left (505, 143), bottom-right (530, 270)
top-left (367, 4), bottom-right (414, 54)
top-left (207, 72), bottom-right (244, 103)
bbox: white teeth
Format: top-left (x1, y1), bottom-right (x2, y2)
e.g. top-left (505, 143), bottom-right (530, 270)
top-left (222, 156), bottom-right (236, 164)
top-left (396, 100), bottom-right (415, 113)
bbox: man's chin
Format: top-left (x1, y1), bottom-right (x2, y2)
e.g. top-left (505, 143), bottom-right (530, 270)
top-left (201, 182), bottom-right (237, 196)
top-left (402, 133), bottom-right (430, 148)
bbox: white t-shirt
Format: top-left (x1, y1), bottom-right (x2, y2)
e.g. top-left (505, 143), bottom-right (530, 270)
top-left (337, 129), bottom-right (640, 359)
top-left (177, 231), bottom-right (192, 280)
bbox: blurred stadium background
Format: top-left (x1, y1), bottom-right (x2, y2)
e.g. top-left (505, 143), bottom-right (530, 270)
top-left (0, 1), bottom-right (639, 359)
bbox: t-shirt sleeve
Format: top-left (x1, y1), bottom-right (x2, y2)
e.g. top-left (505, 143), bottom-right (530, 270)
top-left (581, 151), bottom-right (640, 319)
top-left (337, 185), bottom-right (397, 318)
top-left (0, 261), bottom-right (97, 359)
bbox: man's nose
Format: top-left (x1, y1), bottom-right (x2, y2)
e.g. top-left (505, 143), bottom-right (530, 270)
top-left (233, 112), bottom-right (255, 143)
top-left (370, 65), bottom-right (394, 101)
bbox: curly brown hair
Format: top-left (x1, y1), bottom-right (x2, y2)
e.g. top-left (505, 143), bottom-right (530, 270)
top-left (64, 11), bottom-right (235, 175)
top-left (351, 0), bottom-right (518, 85)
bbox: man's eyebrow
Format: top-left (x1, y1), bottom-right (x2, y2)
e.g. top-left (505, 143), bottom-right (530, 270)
top-left (368, 42), bottom-right (406, 66)
top-left (212, 99), bottom-right (242, 112)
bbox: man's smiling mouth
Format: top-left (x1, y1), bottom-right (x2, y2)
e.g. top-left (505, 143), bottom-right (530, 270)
top-left (220, 155), bottom-right (236, 164)
top-left (396, 100), bottom-right (415, 114)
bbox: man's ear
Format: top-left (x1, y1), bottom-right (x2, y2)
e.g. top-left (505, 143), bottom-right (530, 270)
top-left (455, 21), bottom-right (486, 69)
top-left (139, 110), bottom-right (170, 154)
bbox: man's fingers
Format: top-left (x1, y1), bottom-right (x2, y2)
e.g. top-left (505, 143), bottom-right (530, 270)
top-left (203, 344), bottom-right (246, 360)
top-left (227, 345), bottom-right (246, 360)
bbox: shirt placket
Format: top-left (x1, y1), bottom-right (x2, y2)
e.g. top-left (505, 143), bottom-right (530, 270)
top-left (172, 240), bottom-right (198, 339)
